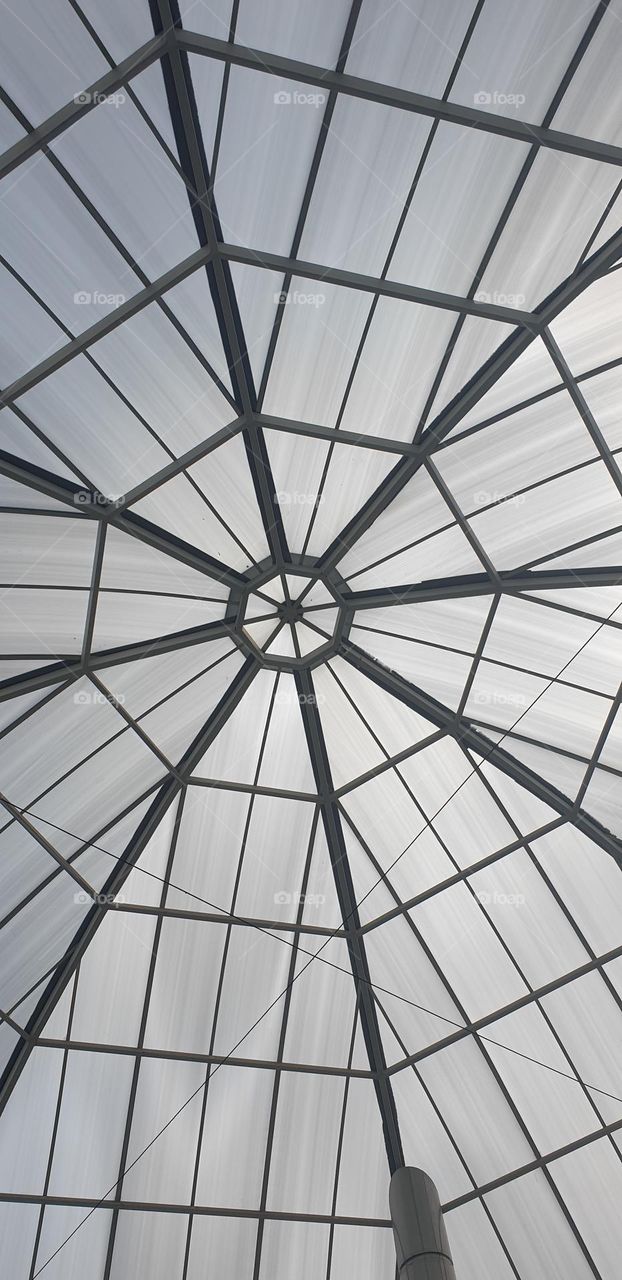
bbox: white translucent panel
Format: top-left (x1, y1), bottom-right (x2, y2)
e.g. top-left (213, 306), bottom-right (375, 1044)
top-left (237, 0), bottom-right (349, 65)
top-left (413, 883), bottom-right (528, 1021)
top-left (0, 475), bottom-right (70, 511)
top-left (0, 513), bottom-right (96, 588)
top-left (419, 1039), bottom-right (534, 1184)
top-left (390, 125), bottom-right (528, 295)
top-left (363, 914), bottom-right (465, 1053)
top-left (300, 823), bottom-right (343, 932)
top-left (331, 1224), bottom-right (396, 1278)
top-left (338, 298), bottom-right (459, 443)
top-left (0, 587), bottom-right (87, 656)
top-left (0, 405), bottom-right (80, 479)
top-left (340, 466), bottom-right (454, 578)
top-left (327, 656), bottom-right (434, 757)
top-left (122, 1057), bottom-right (205, 1203)
top-left (228, 261), bottom-right (282, 387)
top-left (352, 627), bottom-right (472, 711)
top-left (284, 938), bottom-right (356, 1067)
top-left (159, 267), bottom-right (232, 389)
top-left (346, 523), bottom-right (483, 590)
top-left (143, 918), bottom-right (223, 1052)
top-left (543, 972), bottom-right (622, 1123)
top-left (596, 704), bottom-right (622, 768)
top-left (77, 0), bottom-right (155, 62)
top-left (346, 0), bottom-right (472, 94)
top-left (0, 156), bottom-right (138, 332)
top-left (342, 767), bottom-right (426, 868)
top-left (0, 98), bottom-right (26, 147)
top-left (466, 662), bottom-right (546, 728)
top-left (165, 787), bottom-right (249, 912)
top-left (357, 595), bottom-right (490, 654)
top-left (436, 392), bottom-right (596, 514)
top-left (296, 620), bottom-right (328, 654)
top-left (265, 624), bottom-right (297, 657)
top-left (0, 1047), bottom-right (63, 1191)
top-left (539, 527), bottom-right (622, 570)
top-left (70, 911), bottom-right (156, 1045)
top-left (444, 335), bottom-right (560, 435)
top-left (48, 1051), bottom-right (133, 1196)
top-left (470, 846), bottom-right (588, 985)
top-left (445, 1199), bottom-right (517, 1280)
top-left (235, 794), bottom-right (315, 920)
top-left (267, 1073), bottom-right (343, 1213)
top-left (0, 821), bottom-right (63, 918)
top-left (139, 653), bottom-right (246, 763)
top-left (52, 98), bottom-right (200, 279)
top-left (486, 1003), bottom-right (603, 1152)
top-left (178, 0), bottom-right (232, 38)
top-left (451, 0), bottom-right (592, 120)
top-left (109, 1210), bottom-right (189, 1280)
top-left (485, 1169), bottom-right (595, 1280)
top-left (425, 770), bottom-right (515, 869)
top-left (532, 824), bottom-right (622, 954)
top-left (33, 1204), bottom-right (112, 1280)
top-left (134, 470), bottom-right (267, 573)
top-left (337, 1078), bottom-right (390, 1217)
top-left (262, 280), bottom-right (371, 425)
top-left (187, 1216), bottom-right (257, 1279)
top-left (520, 586), bottom-right (622, 624)
top-left (214, 67), bottom-right (324, 252)
top-left (19, 356), bottom-right (169, 494)
top-left (90, 304), bottom-right (232, 454)
top-left (256, 680), bottom-right (316, 792)
top-left (398, 736), bottom-right (474, 815)
top-left (303, 443), bottom-right (395, 560)
top-left (493, 735), bottom-right (587, 803)
top-left (99, 643), bottom-right (235, 723)
top-left (0, 0), bottom-right (106, 125)
top-left (92, 591), bottom-right (225, 649)
top-left (211, 925), bottom-right (292, 1060)
top-left (553, 0), bottom-right (622, 143)
top-left (391, 1066), bottom-right (472, 1201)
top-left (0, 264), bottom-right (65, 387)
top-left (193, 669), bottom-right (275, 784)
top-left (484, 594), bottom-right (598, 677)
top-left (469, 462), bottom-right (622, 567)
top-left (342, 820), bottom-right (408, 925)
top-left (260, 1220), bottom-right (330, 1280)
top-left (509, 683), bottom-right (607, 760)
top-left (552, 1140), bottom-right (622, 1279)
top-left (195, 1065), bottom-right (273, 1208)
top-left (115, 802), bottom-right (176, 910)
top-left (0, 1201), bottom-right (39, 1280)
top-left (313, 665), bottom-right (386, 787)
top-left (479, 149), bottom-right (620, 310)
top-left (550, 268), bottom-right (622, 376)
top-left (580, 365), bottom-right (622, 451)
top-left (246, 618), bottom-right (282, 649)
top-left (0, 678), bottom-right (122, 806)
top-left (581, 765), bottom-right (622, 837)
top-left (565, 615), bottom-right (622, 700)
top-left (299, 96), bottom-right (432, 276)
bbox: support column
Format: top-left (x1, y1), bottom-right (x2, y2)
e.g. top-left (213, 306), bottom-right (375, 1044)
top-left (390, 1167), bottom-right (456, 1279)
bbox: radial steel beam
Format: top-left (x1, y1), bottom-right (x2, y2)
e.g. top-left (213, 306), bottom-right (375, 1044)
top-left (318, 224), bottom-right (622, 571)
top-left (176, 31), bottom-right (622, 168)
top-left (296, 666), bottom-right (404, 1174)
top-left (342, 566), bottom-right (622, 610)
top-left (0, 657), bottom-right (261, 1114)
top-left (339, 639), bottom-right (622, 867)
top-left (220, 245), bottom-right (535, 326)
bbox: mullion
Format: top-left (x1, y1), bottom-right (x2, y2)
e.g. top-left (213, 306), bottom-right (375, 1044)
top-left (324, 999), bottom-right (360, 1280)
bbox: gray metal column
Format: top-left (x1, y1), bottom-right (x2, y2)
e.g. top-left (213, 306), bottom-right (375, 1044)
top-left (390, 1167), bottom-right (456, 1279)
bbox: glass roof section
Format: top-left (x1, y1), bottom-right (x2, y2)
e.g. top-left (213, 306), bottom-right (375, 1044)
top-left (0, 1), bottom-right (621, 1277)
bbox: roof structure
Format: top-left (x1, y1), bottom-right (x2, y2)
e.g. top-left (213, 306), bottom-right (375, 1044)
top-left (0, 1), bottom-right (622, 1277)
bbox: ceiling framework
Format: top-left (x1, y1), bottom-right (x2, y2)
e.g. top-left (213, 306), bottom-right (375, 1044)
top-left (0, 2), bottom-right (622, 1278)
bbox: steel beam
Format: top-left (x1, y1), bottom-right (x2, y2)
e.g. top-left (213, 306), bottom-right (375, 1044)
top-left (296, 666), bottom-right (404, 1174)
top-left (0, 657), bottom-right (261, 1114)
top-left (342, 566), bottom-right (622, 610)
top-left (339, 638), bottom-right (622, 867)
top-left (176, 31), bottom-right (622, 168)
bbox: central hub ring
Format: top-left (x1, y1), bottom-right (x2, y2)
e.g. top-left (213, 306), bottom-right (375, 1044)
top-left (227, 559), bottom-right (352, 672)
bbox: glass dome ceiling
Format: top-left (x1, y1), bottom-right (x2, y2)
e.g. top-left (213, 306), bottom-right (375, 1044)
top-left (0, 1), bottom-right (621, 1277)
